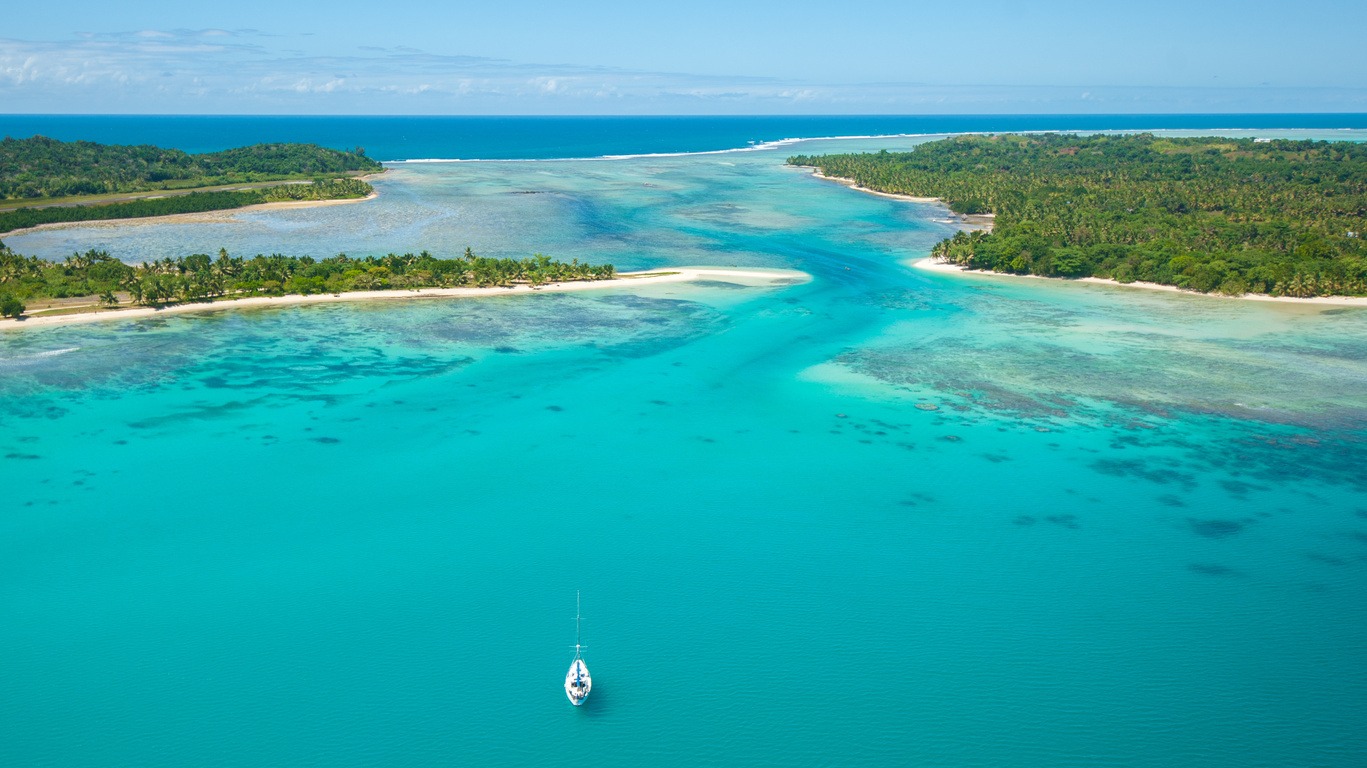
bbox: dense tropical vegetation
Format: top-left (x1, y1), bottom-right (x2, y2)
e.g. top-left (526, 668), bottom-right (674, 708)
top-left (0, 242), bottom-right (616, 318)
top-left (0, 136), bottom-right (383, 234)
top-left (0, 178), bottom-right (373, 234)
top-left (0, 137), bottom-right (381, 199)
top-left (790, 134), bottom-right (1367, 297)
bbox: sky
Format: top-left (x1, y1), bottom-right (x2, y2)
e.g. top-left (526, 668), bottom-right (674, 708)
top-left (2, 0), bottom-right (1365, 114)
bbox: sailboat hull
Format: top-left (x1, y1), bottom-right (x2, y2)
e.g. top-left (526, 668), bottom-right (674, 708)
top-left (565, 658), bottom-right (592, 706)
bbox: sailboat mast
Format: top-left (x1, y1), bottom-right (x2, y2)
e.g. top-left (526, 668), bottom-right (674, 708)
top-left (575, 590), bottom-right (582, 654)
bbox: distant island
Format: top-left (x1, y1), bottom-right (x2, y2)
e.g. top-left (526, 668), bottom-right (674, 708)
top-left (0, 244), bottom-right (614, 322)
top-left (0, 137), bottom-right (383, 234)
top-left (790, 133), bottom-right (1367, 298)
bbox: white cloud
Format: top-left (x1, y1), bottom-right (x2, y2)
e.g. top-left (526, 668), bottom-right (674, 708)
top-left (1, 31), bottom-right (1365, 114)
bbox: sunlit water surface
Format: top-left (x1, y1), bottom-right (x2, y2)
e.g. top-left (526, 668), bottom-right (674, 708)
top-left (3, 133), bottom-right (1367, 767)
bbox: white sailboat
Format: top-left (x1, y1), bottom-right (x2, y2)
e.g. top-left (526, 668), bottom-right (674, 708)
top-left (564, 591), bottom-right (591, 706)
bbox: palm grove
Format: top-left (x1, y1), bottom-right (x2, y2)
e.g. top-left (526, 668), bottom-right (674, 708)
top-left (0, 136), bottom-right (383, 199)
top-left (790, 134), bottom-right (1367, 297)
top-left (0, 137), bottom-right (383, 234)
top-left (0, 245), bottom-right (616, 318)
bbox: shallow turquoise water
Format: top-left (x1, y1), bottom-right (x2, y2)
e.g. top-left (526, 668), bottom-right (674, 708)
top-left (3, 135), bottom-right (1367, 766)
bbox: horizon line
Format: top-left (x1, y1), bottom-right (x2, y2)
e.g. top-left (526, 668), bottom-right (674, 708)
top-left (4, 111), bottom-right (1367, 118)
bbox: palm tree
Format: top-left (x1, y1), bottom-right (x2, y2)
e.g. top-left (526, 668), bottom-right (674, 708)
top-left (123, 276), bottom-right (145, 305)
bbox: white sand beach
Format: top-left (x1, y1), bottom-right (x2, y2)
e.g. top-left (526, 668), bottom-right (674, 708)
top-left (1, 191), bottom-right (380, 238)
top-left (0, 267), bottom-right (810, 330)
top-left (805, 169), bottom-right (996, 232)
top-left (911, 257), bottom-right (1367, 307)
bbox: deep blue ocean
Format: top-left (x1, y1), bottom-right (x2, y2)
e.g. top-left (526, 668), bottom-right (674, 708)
top-left (3, 118), bottom-right (1366, 766)
top-left (2, 113), bottom-right (1366, 160)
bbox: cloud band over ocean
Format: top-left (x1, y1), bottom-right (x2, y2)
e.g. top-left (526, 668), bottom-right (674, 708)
top-left (3, 29), bottom-right (1366, 114)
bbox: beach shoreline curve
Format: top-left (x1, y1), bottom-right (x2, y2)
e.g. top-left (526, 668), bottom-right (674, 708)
top-left (0, 267), bottom-right (811, 330)
top-left (797, 167), bottom-right (995, 232)
top-left (911, 257), bottom-right (1367, 307)
top-left (1, 190), bottom-right (381, 238)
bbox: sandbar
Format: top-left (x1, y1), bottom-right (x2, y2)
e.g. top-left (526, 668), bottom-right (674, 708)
top-left (0, 267), bottom-right (810, 331)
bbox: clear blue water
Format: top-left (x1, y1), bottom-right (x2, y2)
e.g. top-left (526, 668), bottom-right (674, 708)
top-left (2, 123), bottom-right (1367, 766)
top-left (1, 114), bottom-right (1366, 160)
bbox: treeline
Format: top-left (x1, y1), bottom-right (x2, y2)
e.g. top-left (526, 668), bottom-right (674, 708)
top-left (0, 178), bottom-right (373, 234)
top-left (0, 243), bottom-right (616, 316)
top-left (0, 136), bottom-right (382, 200)
top-left (790, 134), bottom-right (1367, 297)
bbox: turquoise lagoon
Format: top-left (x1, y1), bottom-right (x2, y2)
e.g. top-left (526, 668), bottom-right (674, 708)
top-left (3, 133), bottom-right (1367, 766)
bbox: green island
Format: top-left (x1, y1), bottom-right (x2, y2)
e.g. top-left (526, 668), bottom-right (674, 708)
top-left (0, 136), bottom-right (383, 234)
top-left (0, 243), bottom-right (615, 320)
top-left (790, 133), bottom-right (1367, 297)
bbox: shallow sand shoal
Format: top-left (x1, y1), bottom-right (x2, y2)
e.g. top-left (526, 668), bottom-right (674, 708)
top-left (911, 258), bottom-right (1367, 308)
top-left (0, 267), bottom-right (811, 331)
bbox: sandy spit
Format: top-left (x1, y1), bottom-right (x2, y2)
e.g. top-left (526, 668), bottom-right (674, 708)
top-left (0, 267), bottom-right (811, 331)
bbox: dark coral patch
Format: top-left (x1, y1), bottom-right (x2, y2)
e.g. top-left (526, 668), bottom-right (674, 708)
top-left (1092, 459), bottom-right (1197, 490)
top-left (1189, 519), bottom-right (1244, 539)
top-left (1219, 479), bottom-right (1260, 498)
